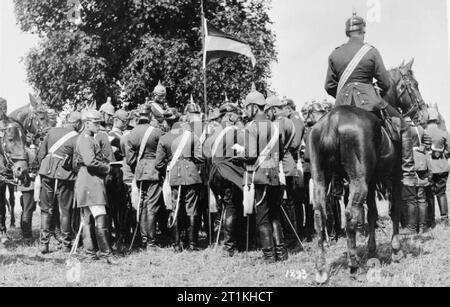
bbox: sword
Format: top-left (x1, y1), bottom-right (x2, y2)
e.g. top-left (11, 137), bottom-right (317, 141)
top-left (129, 182), bottom-right (144, 251)
top-left (281, 205), bottom-right (305, 251)
top-left (214, 207), bottom-right (226, 250)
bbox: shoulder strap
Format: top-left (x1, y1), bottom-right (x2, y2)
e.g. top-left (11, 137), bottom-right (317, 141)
top-left (283, 120), bottom-right (296, 154)
top-left (167, 131), bottom-right (191, 172)
top-left (49, 131), bottom-right (78, 154)
top-left (414, 127), bottom-right (422, 147)
top-left (212, 126), bottom-right (237, 157)
top-left (137, 126), bottom-right (154, 162)
top-left (337, 44), bottom-right (373, 94)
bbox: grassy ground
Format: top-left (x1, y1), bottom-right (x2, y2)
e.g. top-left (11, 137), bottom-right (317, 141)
top-left (1, 199), bottom-right (449, 287)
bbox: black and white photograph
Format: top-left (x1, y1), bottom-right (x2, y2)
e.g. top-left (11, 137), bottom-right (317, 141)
top-left (0, 0), bottom-right (450, 290)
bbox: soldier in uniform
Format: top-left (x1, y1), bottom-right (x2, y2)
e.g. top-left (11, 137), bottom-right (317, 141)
top-left (299, 102), bottom-right (314, 241)
top-left (74, 110), bottom-right (117, 264)
top-left (204, 103), bottom-right (245, 256)
top-left (184, 97), bottom-right (210, 242)
top-left (425, 108), bottom-right (450, 227)
top-left (150, 81), bottom-right (168, 130)
top-left (265, 96), bottom-right (302, 252)
top-left (99, 97), bottom-right (115, 133)
top-left (238, 85), bottom-right (287, 263)
top-left (126, 104), bottom-right (164, 250)
top-left (155, 108), bottom-right (205, 252)
top-left (37, 111), bottom-right (82, 254)
top-left (404, 116), bottom-right (432, 234)
top-left (325, 13), bottom-right (417, 234)
top-left (106, 109), bottom-right (129, 245)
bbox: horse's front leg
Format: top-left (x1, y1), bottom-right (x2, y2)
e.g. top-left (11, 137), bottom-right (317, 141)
top-left (8, 184), bottom-right (16, 228)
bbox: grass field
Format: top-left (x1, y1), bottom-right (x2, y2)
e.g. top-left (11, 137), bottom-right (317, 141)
top-left (1, 199), bottom-right (449, 287)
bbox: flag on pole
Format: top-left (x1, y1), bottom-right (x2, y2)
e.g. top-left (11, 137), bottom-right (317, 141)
top-left (202, 17), bottom-right (256, 69)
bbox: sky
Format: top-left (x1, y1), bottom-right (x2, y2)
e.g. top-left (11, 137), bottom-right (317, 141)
top-left (1, 0), bottom-right (450, 122)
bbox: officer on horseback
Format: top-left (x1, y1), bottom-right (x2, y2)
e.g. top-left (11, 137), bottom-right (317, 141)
top-left (325, 12), bottom-right (416, 188)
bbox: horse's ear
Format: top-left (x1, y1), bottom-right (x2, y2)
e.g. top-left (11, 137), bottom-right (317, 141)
top-left (29, 94), bottom-right (38, 109)
top-left (401, 60), bottom-right (405, 67)
top-left (406, 58), bottom-right (415, 70)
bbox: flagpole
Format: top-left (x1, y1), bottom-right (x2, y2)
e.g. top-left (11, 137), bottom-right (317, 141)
top-left (201, 0), bottom-right (213, 247)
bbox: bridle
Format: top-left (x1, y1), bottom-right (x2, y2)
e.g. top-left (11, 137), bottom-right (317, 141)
top-left (0, 122), bottom-right (28, 184)
top-left (394, 69), bottom-right (423, 118)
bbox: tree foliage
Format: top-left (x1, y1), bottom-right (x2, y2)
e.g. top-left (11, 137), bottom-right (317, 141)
top-left (15, 0), bottom-right (277, 110)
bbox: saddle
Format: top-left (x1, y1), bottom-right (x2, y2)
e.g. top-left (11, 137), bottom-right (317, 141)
top-left (376, 108), bottom-right (401, 143)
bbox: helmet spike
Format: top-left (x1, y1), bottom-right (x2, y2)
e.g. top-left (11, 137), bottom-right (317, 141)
top-left (224, 93), bottom-right (229, 102)
top-left (251, 82), bottom-right (257, 92)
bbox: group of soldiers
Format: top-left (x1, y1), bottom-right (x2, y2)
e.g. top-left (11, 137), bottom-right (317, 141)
top-left (0, 12), bottom-right (449, 266)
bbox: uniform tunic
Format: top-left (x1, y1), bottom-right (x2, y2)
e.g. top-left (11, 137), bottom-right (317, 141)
top-left (75, 133), bottom-right (110, 208)
top-left (325, 37), bottom-right (391, 111)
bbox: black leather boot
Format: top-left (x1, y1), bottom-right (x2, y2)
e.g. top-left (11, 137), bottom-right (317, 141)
top-left (273, 219), bottom-right (288, 262)
top-left (187, 216), bottom-right (199, 252)
top-left (147, 213), bottom-right (158, 250)
top-left (95, 215), bottom-right (118, 265)
top-left (400, 186), bottom-right (417, 235)
top-left (21, 212), bottom-right (33, 241)
top-left (172, 220), bottom-right (183, 253)
top-left (401, 127), bottom-right (417, 187)
top-left (39, 214), bottom-right (52, 254)
top-left (82, 222), bottom-right (98, 260)
top-left (258, 224), bottom-right (276, 264)
top-left (427, 188), bottom-right (436, 229)
top-left (437, 195), bottom-right (449, 226)
top-left (223, 204), bottom-right (238, 257)
top-left (61, 215), bottom-right (72, 253)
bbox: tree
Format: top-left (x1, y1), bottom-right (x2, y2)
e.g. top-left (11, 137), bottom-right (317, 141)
top-left (14, 0), bottom-right (277, 110)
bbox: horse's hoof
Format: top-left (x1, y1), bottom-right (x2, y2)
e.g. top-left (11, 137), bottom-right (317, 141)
top-left (315, 270), bottom-right (329, 285)
top-left (392, 250), bottom-right (404, 263)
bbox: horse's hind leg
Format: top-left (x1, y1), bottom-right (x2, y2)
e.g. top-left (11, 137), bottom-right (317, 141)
top-left (367, 184), bottom-right (378, 258)
top-left (312, 177), bottom-right (329, 277)
top-left (346, 179), bottom-right (368, 273)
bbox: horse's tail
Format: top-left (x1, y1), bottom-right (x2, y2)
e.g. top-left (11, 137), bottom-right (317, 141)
top-left (318, 113), bottom-right (340, 169)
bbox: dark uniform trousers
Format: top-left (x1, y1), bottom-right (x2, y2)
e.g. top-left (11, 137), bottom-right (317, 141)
top-left (138, 180), bottom-right (163, 247)
top-left (281, 176), bottom-right (301, 247)
top-left (172, 184), bottom-right (201, 250)
top-left (428, 173), bottom-right (449, 224)
top-left (20, 191), bottom-right (37, 239)
top-left (40, 176), bottom-right (74, 248)
top-left (105, 166), bottom-right (128, 243)
top-left (0, 184), bottom-right (8, 233)
top-left (255, 186), bottom-right (284, 257)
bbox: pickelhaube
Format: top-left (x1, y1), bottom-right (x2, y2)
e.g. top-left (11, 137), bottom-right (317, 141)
top-left (139, 103), bottom-right (152, 115)
top-left (84, 110), bottom-right (103, 122)
top-left (428, 108), bottom-right (440, 122)
top-left (346, 12), bottom-right (366, 36)
top-left (219, 103), bottom-right (239, 115)
top-left (66, 111), bottom-right (82, 124)
top-left (164, 108), bottom-right (180, 121)
top-left (99, 97), bottom-right (115, 116)
top-left (153, 80), bottom-right (167, 97)
top-left (114, 109), bottom-right (129, 122)
top-left (184, 95), bottom-right (202, 114)
top-left (244, 83), bottom-right (266, 108)
top-left (283, 98), bottom-right (296, 110)
top-left (265, 95), bottom-right (286, 111)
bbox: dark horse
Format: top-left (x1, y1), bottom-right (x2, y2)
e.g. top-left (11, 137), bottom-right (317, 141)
top-left (310, 59), bottom-right (427, 281)
top-left (0, 117), bottom-right (30, 243)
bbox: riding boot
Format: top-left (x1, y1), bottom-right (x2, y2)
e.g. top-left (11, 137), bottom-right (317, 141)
top-left (437, 195), bottom-right (449, 226)
top-left (282, 200), bottom-right (298, 249)
top-left (39, 214), bottom-right (52, 254)
top-left (21, 212), bottom-right (33, 240)
top-left (139, 206), bottom-right (149, 250)
top-left (258, 224), bottom-right (276, 264)
top-left (187, 216), bottom-right (199, 252)
top-left (82, 222), bottom-right (98, 260)
top-left (400, 186), bottom-right (417, 236)
top-left (172, 219), bottom-right (183, 253)
top-left (427, 188), bottom-right (436, 229)
top-left (273, 219), bottom-right (288, 262)
top-left (95, 215), bottom-right (118, 265)
top-left (60, 215), bottom-right (72, 253)
top-left (223, 206), bottom-right (237, 257)
top-left (418, 189), bottom-right (428, 233)
top-left (147, 213), bottom-right (158, 250)
top-left (400, 127), bottom-right (417, 187)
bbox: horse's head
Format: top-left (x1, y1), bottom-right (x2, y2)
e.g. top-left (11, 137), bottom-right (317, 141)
top-left (0, 121), bottom-right (29, 183)
top-left (388, 59), bottom-right (427, 125)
